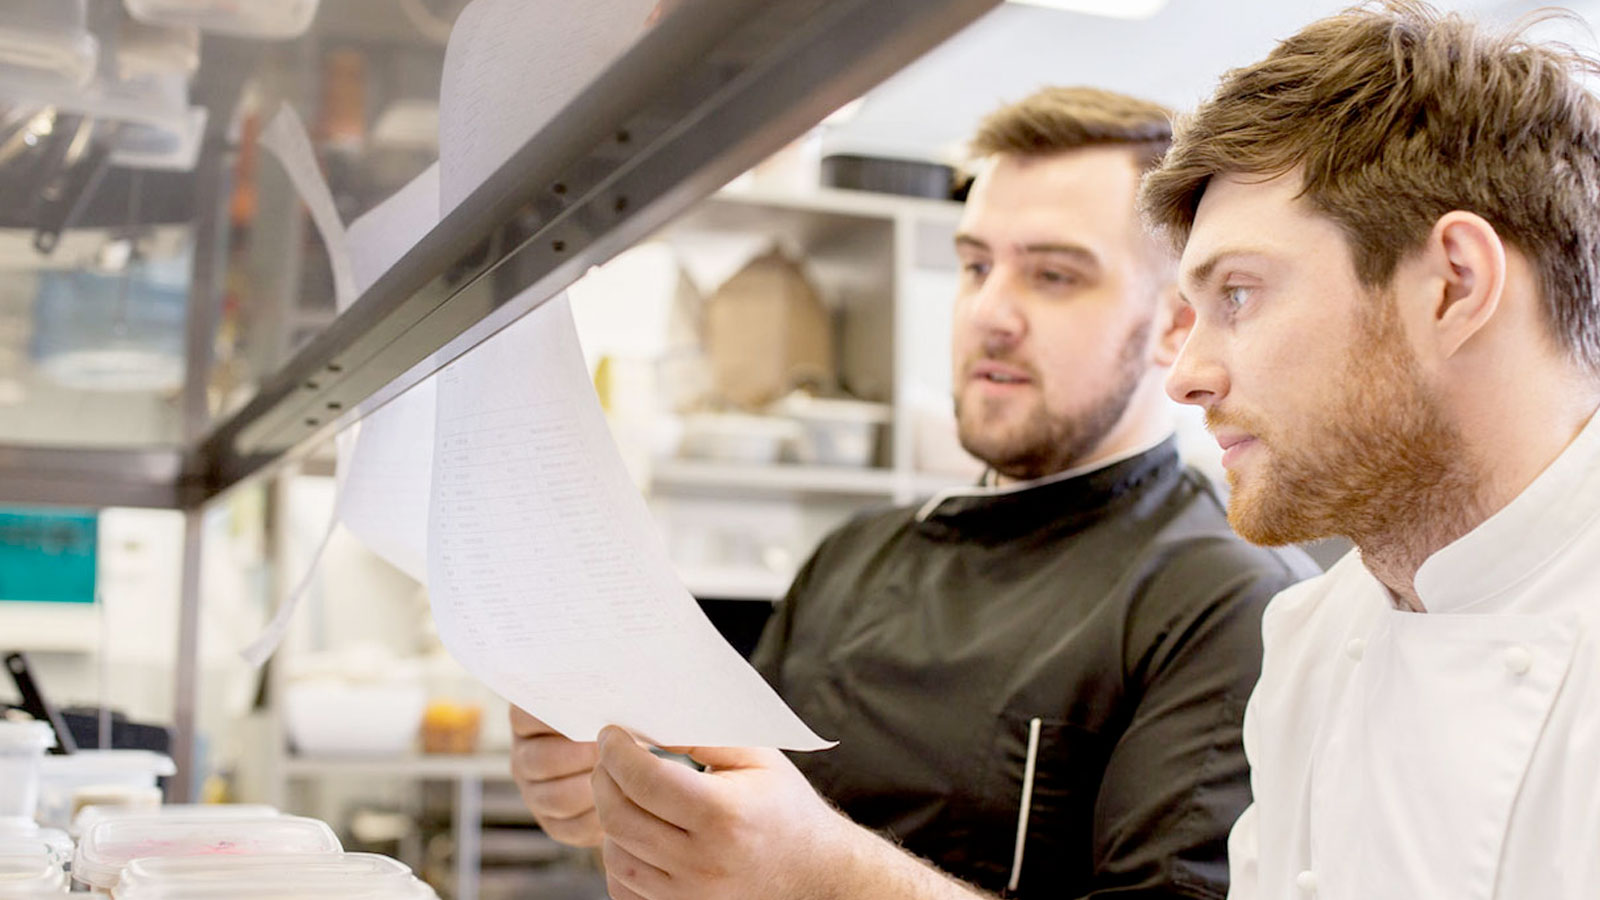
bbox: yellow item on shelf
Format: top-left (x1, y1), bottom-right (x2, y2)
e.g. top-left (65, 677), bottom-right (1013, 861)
top-left (420, 701), bottom-right (482, 754)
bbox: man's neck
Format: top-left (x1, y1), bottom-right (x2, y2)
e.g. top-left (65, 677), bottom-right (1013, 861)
top-left (1356, 389), bottom-right (1600, 612)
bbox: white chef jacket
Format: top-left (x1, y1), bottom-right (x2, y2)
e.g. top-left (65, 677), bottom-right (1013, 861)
top-left (1229, 406), bottom-right (1600, 900)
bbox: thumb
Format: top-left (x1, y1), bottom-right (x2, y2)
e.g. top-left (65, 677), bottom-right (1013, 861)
top-left (686, 744), bottom-right (786, 771)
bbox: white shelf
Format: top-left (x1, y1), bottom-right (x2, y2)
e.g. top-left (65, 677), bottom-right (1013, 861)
top-left (282, 752), bottom-right (514, 780)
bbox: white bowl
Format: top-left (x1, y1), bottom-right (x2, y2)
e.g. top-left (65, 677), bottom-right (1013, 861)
top-left (283, 680), bottom-right (426, 757)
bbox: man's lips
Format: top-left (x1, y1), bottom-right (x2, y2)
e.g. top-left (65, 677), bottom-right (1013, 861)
top-left (967, 360), bottom-right (1032, 385)
top-left (1212, 429), bottom-right (1259, 468)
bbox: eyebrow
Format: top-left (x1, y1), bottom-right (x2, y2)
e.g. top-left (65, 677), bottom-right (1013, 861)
top-left (1183, 246), bottom-right (1274, 293)
top-left (953, 234), bottom-right (1100, 268)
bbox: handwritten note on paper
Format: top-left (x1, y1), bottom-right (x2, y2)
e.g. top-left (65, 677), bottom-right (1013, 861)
top-left (427, 294), bottom-right (831, 750)
top-left (437, 0), bottom-right (657, 216)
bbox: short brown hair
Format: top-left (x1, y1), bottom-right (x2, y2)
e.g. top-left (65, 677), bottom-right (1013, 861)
top-left (1141, 1), bottom-right (1600, 373)
top-left (970, 86), bottom-right (1173, 172)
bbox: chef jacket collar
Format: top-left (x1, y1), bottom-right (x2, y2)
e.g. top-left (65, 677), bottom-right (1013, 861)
top-left (914, 434), bottom-right (1179, 542)
top-left (1413, 404), bottom-right (1600, 614)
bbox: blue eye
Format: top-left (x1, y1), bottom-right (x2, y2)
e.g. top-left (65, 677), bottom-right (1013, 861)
top-left (1223, 285), bottom-right (1252, 310)
top-left (962, 261), bottom-right (990, 279)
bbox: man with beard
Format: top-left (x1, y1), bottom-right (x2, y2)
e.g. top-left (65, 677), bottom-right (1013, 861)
top-left (1139, 3), bottom-right (1600, 898)
top-left (510, 87), bottom-right (1314, 899)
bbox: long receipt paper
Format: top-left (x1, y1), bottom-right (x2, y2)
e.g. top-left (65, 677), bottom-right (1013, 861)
top-left (426, 295), bottom-right (831, 750)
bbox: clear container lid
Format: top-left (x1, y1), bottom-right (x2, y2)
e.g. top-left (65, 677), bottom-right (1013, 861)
top-left (124, 0), bottom-right (321, 40)
top-left (72, 816), bottom-right (342, 891)
top-left (0, 0), bottom-right (97, 89)
top-left (71, 803), bottom-right (278, 838)
top-left (38, 749), bottom-right (175, 781)
top-left (117, 877), bottom-right (439, 900)
top-left (0, 845), bottom-right (67, 893)
top-left (0, 721), bottom-right (55, 754)
top-left (120, 852), bottom-right (412, 889)
top-left (0, 826), bottom-right (69, 866)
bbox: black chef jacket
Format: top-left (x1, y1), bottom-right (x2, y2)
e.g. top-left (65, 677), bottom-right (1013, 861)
top-left (751, 439), bottom-right (1316, 899)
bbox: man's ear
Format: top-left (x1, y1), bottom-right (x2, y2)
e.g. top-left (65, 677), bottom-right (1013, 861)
top-left (1417, 211), bottom-right (1507, 363)
top-left (1152, 284), bottom-right (1193, 368)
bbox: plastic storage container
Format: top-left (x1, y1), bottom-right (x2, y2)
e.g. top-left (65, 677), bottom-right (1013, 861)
top-left (124, 0), bottom-right (321, 39)
top-left (116, 852), bottom-right (435, 898)
top-left (0, 824), bottom-right (72, 870)
top-left (72, 815), bottom-right (342, 893)
top-left (71, 803), bottom-right (278, 839)
top-left (0, 0), bottom-right (98, 89)
top-left (0, 841), bottom-right (68, 896)
top-left (35, 750), bottom-right (174, 831)
top-left (0, 721), bottom-right (55, 826)
top-left (283, 649), bottom-right (427, 757)
top-left (772, 393), bottom-right (891, 467)
top-left (679, 412), bottom-right (803, 464)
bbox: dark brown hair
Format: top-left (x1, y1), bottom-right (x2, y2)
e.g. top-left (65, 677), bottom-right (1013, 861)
top-left (970, 85), bottom-right (1174, 172)
top-left (1141, 1), bottom-right (1600, 373)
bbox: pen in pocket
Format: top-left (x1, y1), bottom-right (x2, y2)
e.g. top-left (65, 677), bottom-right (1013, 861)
top-left (1008, 716), bottom-right (1043, 894)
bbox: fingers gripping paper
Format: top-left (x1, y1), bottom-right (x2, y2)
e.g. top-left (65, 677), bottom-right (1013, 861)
top-left (427, 294), bottom-right (831, 751)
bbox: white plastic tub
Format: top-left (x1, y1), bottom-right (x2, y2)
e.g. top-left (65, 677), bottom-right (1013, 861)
top-left (679, 412), bottom-right (803, 464)
top-left (73, 815), bottom-right (342, 893)
top-left (772, 393), bottom-right (891, 467)
top-left (71, 803), bottom-right (278, 839)
top-left (124, 0), bottom-right (320, 39)
top-left (0, 0), bottom-right (97, 88)
top-left (0, 721), bottom-right (55, 824)
top-left (117, 852), bottom-right (429, 898)
top-left (35, 750), bottom-right (173, 831)
top-left (0, 841), bottom-right (68, 894)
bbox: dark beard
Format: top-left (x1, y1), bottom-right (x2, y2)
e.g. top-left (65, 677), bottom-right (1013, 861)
top-left (954, 318), bottom-right (1151, 481)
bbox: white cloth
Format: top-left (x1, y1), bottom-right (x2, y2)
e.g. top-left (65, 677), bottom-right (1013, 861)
top-left (1230, 406), bottom-right (1600, 900)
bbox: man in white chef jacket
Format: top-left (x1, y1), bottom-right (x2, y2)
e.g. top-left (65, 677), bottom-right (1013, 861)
top-left (1138, 3), bottom-right (1600, 898)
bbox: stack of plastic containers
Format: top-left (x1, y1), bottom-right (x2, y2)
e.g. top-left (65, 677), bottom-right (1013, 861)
top-left (117, 853), bottom-right (439, 899)
top-left (0, 840), bottom-right (68, 897)
top-left (0, 721), bottom-right (54, 831)
top-left (69, 804), bottom-right (279, 840)
top-left (35, 750), bottom-right (176, 831)
top-left (72, 813), bottom-right (438, 898)
top-left (73, 814), bottom-right (340, 894)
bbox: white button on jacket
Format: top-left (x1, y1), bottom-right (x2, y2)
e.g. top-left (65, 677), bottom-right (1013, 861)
top-left (1227, 409), bottom-right (1600, 900)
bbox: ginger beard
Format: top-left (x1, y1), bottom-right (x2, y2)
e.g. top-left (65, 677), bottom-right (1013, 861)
top-left (955, 317), bottom-right (1151, 481)
top-left (1213, 292), bottom-right (1478, 548)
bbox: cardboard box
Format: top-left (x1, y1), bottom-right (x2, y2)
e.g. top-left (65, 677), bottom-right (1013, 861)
top-left (703, 251), bottom-right (834, 410)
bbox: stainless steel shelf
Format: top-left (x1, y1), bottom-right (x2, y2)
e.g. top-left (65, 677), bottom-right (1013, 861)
top-left (192, 0), bottom-right (998, 506)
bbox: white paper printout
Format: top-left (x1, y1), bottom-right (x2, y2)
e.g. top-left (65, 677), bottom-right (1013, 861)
top-left (242, 161), bottom-right (442, 662)
top-left (257, 104), bottom-right (360, 310)
top-left (336, 162), bottom-right (444, 584)
top-left (437, 0), bottom-right (656, 216)
top-left (427, 294), bottom-right (831, 750)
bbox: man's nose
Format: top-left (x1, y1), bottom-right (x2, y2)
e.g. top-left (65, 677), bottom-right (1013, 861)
top-left (1164, 321), bottom-right (1228, 408)
top-left (967, 267), bottom-right (1026, 340)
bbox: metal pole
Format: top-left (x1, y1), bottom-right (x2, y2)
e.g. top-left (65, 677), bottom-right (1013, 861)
top-left (454, 774), bottom-right (484, 900)
top-left (170, 506), bottom-right (204, 802)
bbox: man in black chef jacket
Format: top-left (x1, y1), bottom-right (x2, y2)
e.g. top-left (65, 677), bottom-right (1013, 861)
top-left (511, 87), bottom-right (1316, 899)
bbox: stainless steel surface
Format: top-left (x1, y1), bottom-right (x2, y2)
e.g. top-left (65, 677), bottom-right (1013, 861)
top-left (455, 774), bottom-right (484, 900)
top-left (0, 445), bottom-right (187, 509)
top-left (193, 0), bottom-right (999, 502)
